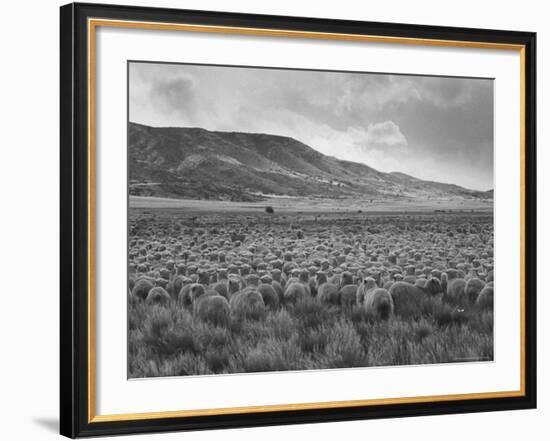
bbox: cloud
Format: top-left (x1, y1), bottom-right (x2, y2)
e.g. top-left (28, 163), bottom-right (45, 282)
top-left (148, 75), bottom-right (196, 116)
top-left (364, 121), bottom-right (407, 147)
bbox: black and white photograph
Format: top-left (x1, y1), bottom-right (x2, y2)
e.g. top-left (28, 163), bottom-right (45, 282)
top-left (127, 61), bottom-right (495, 378)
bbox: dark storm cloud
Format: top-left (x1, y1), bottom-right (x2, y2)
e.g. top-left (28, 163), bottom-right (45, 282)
top-left (129, 62), bottom-right (493, 190)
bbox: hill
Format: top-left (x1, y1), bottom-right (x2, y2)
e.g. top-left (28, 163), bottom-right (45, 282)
top-left (129, 122), bottom-right (492, 202)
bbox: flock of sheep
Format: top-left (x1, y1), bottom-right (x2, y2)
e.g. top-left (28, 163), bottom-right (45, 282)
top-left (128, 211), bottom-right (494, 329)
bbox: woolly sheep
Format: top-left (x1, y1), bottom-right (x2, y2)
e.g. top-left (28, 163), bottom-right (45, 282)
top-left (159, 268), bottom-right (171, 280)
top-left (476, 284), bottom-right (494, 309)
top-left (128, 276), bottom-right (136, 292)
top-left (415, 278), bottom-right (428, 288)
top-left (445, 278), bottom-right (467, 305)
top-left (131, 278), bottom-right (154, 301)
top-left (446, 269), bottom-right (459, 280)
top-left (419, 278), bottom-right (444, 296)
top-left (257, 283), bottom-right (279, 309)
top-left (226, 275), bottom-right (242, 298)
top-left (145, 287), bottom-right (171, 305)
top-left (356, 277), bottom-right (377, 305)
top-left (169, 275), bottom-right (192, 299)
top-left (283, 282), bottom-right (309, 304)
top-left (178, 283), bottom-right (205, 306)
top-left (230, 288), bottom-right (266, 318)
top-left (389, 282), bottom-right (428, 319)
top-left (317, 272), bottom-right (340, 305)
top-left (339, 271), bottom-right (354, 288)
top-left (271, 280), bottom-right (284, 303)
top-left (211, 280), bottom-right (229, 299)
top-left (194, 295), bottom-right (231, 326)
top-left (155, 278), bottom-right (169, 289)
top-left (465, 277), bottom-right (486, 304)
top-left (308, 277), bottom-right (318, 297)
top-left (197, 270), bottom-right (210, 285)
top-left (364, 288), bottom-right (394, 320)
top-left (244, 274), bottom-right (260, 288)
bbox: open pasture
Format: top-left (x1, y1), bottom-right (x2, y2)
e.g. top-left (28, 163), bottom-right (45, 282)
top-left (128, 209), bottom-right (494, 378)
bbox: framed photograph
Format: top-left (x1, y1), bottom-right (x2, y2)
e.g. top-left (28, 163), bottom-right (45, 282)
top-left (60, 2), bottom-right (537, 438)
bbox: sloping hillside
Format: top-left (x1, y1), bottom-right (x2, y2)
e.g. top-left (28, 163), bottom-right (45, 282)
top-left (129, 122), bottom-right (492, 202)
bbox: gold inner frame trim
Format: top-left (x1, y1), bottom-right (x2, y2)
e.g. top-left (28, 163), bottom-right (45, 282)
top-left (87, 17), bottom-right (527, 424)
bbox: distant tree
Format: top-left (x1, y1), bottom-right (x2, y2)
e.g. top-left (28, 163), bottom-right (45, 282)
top-left (265, 206), bottom-right (274, 214)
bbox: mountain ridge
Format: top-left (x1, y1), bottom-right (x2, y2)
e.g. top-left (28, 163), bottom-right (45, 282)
top-left (128, 122), bottom-right (492, 202)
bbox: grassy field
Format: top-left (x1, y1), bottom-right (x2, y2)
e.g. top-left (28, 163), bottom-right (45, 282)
top-left (129, 295), bottom-right (493, 378)
top-left (128, 207), bottom-right (494, 378)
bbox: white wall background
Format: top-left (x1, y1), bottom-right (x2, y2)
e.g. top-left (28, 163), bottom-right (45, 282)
top-left (0, 0), bottom-right (546, 439)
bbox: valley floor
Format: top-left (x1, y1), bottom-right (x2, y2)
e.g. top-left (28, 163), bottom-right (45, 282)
top-left (129, 195), bottom-right (493, 214)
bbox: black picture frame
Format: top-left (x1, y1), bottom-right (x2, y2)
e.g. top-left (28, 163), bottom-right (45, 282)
top-left (60, 2), bottom-right (537, 438)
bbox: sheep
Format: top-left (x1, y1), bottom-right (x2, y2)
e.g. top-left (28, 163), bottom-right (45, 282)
top-left (145, 287), bottom-right (171, 305)
top-left (445, 278), bottom-right (467, 306)
top-left (169, 275), bottom-right (192, 299)
top-left (211, 279), bottom-right (230, 299)
top-left (336, 284), bottom-right (356, 307)
top-left (159, 268), bottom-right (171, 280)
top-left (389, 282), bottom-right (429, 319)
top-left (128, 276), bottom-right (136, 292)
top-left (271, 268), bottom-right (283, 285)
top-left (226, 275), bottom-right (242, 298)
top-left (155, 278), bottom-right (169, 289)
top-left (316, 272), bottom-right (339, 305)
top-left (465, 277), bottom-right (486, 304)
top-left (339, 271), bottom-right (354, 288)
top-left (244, 273), bottom-right (260, 288)
top-left (475, 284), bottom-right (494, 309)
top-left (446, 269), bottom-right (459, 280)
top-left (440, 272), bottom-right (448, 293)
top-left (298, 269), bottom-right (312, 295)
top-left (415, 278), bottom-right (428, 288)
top-left (197, 270), bottom-right (210, 285)
top-left (308, 276), bottom-right (318, 297)
top-left (131, 278), bottom-right (154, 301)
top-left (283, 282), bottom-right (309, 304)
top-left (194, 295), bottom-right (231, 326)
top-left (419, 278), bottom-right (444, 296)
top-left (176, 263), bottom-right (187, 275)
top-left (363, 287), bottom-right (394, 320)
top-left (230, 288), bottom-right (266, 319)
top-left (356, 277), bottom-right (377, 305)
top-left (178, 283), bottom-right (204, 306)
top-left (271, 279), bottom-right (284, 303)
top-left (257, 283), bottom-right (279, 309)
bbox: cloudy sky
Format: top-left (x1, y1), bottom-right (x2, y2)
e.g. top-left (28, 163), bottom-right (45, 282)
top-left (129, 62), bottom-right (493, 191)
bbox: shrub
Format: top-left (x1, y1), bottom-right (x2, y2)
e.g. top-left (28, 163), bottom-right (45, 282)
top-left (243, 342), bottom-right (286, 372)
top-left (324, 320), bottom-right (367, 368)
top-left (266, 309), bottom-right (295, 340)
top-left (298, 327), bottom-right (329, 353)
top-left (290, 296), bottom-right (332, 330)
